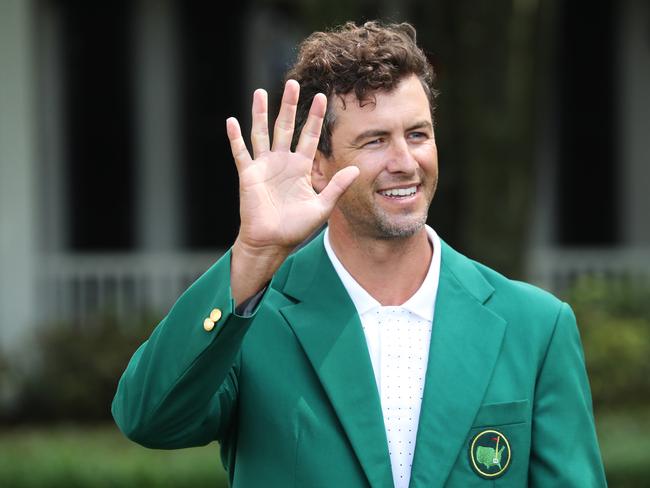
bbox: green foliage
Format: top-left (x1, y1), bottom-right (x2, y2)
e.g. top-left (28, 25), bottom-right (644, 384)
top-left (0, 424), bottom-right (227, 488)
top-left (4, 313), bottom-right (160, 423)
top-left (597, 407), bottom-right (650, 487)
top-left (567, 277), bottom-right (650, 408)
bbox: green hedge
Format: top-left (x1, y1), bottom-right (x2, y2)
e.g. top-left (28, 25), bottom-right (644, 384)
top-left (3, 313), bottom-right (158, 423)
top-left (567, 277), bottom-right (650, 408)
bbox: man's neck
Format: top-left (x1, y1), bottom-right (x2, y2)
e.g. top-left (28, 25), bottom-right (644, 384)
top-left (327, 218), bottom-right (433, 306)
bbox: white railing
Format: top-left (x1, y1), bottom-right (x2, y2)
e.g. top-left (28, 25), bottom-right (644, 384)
top-left (36, 246), bottom-right (650, 326)
top-left (38, 251), bottom-right (223, 326)
top-left (527, 246), bottom-right (650, 294)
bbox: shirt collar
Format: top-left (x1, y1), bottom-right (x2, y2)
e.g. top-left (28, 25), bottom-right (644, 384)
top-left (323, 225), bottom-right (442, 322)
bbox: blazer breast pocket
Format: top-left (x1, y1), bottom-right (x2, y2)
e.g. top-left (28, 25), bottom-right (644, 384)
top-left (469, 400), bottom-right (530, 486)
top-left (447, 400), bottom-right (532, 487)
top-left (471, 399), bottom-right (530, 428)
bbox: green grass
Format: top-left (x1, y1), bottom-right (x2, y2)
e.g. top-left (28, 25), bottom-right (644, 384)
top-left (0, 409), bottom-right (648, 487)
top-left (0, 424), bottom-right (228, 488)
top-left (596, 407), bottom-right (650, 487)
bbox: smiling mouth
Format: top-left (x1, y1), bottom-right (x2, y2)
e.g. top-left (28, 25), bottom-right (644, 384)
top-left (377, 185), bottom-right (419, 198)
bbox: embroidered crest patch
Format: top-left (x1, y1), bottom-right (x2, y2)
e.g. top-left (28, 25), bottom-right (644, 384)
top-left (469, 429), bottom-right (511, 479)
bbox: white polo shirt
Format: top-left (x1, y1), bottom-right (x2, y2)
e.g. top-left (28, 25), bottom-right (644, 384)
top-left (324, 225), bottom-right (442, 488)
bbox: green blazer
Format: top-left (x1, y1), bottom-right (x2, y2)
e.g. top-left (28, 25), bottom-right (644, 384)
top-left (112, 232), bottom-right (607, 487)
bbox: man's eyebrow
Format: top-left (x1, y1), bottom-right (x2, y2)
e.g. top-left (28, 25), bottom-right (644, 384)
top-left (350, 129), bottom-right (390, 146)
top-left (406, 120), bottom-right (434, 132)
top-left (350, 120), bottom-right (433, 146)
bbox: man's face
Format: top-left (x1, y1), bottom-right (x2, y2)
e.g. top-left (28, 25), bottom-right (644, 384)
top-left (317, 74), bottom-right (438, 239)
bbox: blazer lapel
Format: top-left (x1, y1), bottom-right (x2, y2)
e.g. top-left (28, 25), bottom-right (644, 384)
top-left (279, 233), bottom-right (393, 488)
top-left (409, 240), bottom-right (507, 487)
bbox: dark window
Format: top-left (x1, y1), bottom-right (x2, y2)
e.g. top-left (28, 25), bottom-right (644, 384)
top-left (556, 0), bottom-right (619, 245)
top-left (177, 2), bottom-right (246, 249)
top-left (62, 0), bottom-right (135, 250)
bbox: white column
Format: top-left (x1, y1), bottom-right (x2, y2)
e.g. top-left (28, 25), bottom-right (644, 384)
top-left (0, 0), bottom-right (37, 351)
top-left (134, 0), bottom-right (181, 251)
top-left (37, 1), bottom-right (67, 253)
top-left (525, 0), bottom-right (561, 288)
top-left (530, 0), bottom-right (561, 248)
top-left (619, 0), bottom-right (650, 245)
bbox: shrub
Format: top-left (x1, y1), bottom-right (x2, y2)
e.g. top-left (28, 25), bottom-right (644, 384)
top-left (3, 313), bottom-right (160, 424)
top-left (567, 277), bottom-right (650, 408)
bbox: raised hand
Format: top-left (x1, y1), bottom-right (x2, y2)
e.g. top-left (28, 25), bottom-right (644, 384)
top-left (226, 80), bottom-right (359, 304)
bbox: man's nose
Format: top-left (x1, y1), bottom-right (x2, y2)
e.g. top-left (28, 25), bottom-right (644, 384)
top-left (385, 139), bottom-right (418, 173)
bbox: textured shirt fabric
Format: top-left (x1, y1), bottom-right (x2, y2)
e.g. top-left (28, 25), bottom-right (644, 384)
top-left (324, 226), bottom-right (442, 488)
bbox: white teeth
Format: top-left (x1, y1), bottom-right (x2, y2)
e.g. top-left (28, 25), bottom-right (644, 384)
top-left (379, 186), bottom-right (417, 197)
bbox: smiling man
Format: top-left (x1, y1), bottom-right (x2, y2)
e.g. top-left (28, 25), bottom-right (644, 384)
top-left (113, 21), bottom-right (607, 487)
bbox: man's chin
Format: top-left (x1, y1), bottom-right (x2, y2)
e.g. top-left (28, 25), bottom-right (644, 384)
top-left (373, 216), bottom-right (427, 239)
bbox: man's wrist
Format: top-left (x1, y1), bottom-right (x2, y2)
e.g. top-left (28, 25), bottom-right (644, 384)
top-left (230, 238), bottom-right (291, 306)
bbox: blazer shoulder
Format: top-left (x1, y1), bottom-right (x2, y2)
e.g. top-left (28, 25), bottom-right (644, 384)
top-left (443, 241), bottom-right (567, 331)
top-left (441, 239), bottom-right (563, 313)
top-left (474, 259), bottom-right (562, 309)
top-left (466, 257), bottom-right (572, 360)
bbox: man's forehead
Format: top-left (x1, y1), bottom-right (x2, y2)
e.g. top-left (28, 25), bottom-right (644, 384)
top-left (328, 75), bottom-right (430, 116)
top-left (329, 91), bottom-right (431, 131)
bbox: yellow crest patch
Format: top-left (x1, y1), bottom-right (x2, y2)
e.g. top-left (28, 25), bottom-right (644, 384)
top-left (469, 429), bottom-right (511, 479)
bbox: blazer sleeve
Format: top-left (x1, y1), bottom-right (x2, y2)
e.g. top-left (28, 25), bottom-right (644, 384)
top-left (111, 249), bottom-right (261, 449)
top-left (529, 302), bottom-right (608, 487)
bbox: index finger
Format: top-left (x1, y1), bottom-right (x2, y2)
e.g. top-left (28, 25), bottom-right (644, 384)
top-left (295, 93), bottom-right (327, 159)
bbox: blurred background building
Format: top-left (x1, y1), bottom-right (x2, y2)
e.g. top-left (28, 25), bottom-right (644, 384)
top-left (1, 0), bottom-right (649, 354)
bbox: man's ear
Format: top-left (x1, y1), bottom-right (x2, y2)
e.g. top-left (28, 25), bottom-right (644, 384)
top-left (311, 150), bottom-right (330, 193)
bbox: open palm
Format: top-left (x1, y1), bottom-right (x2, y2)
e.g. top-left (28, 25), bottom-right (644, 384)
top-left (226, 80), bottom-right (359, 252)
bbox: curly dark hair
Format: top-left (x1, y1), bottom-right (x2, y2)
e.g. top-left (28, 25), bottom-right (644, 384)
top-left (286, 20), bottom-right (438, 157)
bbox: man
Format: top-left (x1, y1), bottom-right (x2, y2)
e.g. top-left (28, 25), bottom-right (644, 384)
top-left (113, 21), bottom-right (607, 487)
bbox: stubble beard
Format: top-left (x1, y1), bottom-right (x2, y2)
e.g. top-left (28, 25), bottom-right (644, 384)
top-left (338, 182), bottom-right (435, 240)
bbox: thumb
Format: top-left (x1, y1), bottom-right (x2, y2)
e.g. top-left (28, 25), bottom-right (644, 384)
top-left (317, 166), bottom-right (360, 212)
